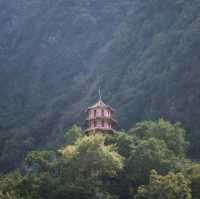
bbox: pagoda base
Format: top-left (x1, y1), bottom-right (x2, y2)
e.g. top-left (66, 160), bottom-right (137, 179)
top-left (84, 127), bottom-right (115, 135)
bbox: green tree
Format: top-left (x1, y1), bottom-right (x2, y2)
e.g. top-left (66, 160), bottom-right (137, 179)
top-left (185, 163), bottom-right (200, 199)
top-left (64, 125), bottom-right (83, 145)
top-left (0, 134), bottom-right (124, 199)
top-left (0, 171), bottom-right (23, 195)
top-left (0, 122), bottom-right (198, 199)
top-left (106, 131), bottom-right (137, 158)
top-left (61, 134), bottom-right (124, 178)
top-left (0, 191), bottom-right (27, 199)
top-left (129, 119), bottom-right (188, 157)
top-left (60, 134), bottom-right (124, 198)
top-left (24, 150), bottom-right (56, 173)
top-left (135, 170), bottom-right (192, 199)
top-left (127, 138), bottom-right (174, 186)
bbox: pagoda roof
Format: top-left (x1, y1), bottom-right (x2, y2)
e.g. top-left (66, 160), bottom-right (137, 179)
top-left (87, 100), bottom-right (114, 112)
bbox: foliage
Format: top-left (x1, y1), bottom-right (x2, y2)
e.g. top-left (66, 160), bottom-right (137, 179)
top-left (129, 119), bottom-right (188, 157)
top-left (24, 150), bottom-right (57, 173)
top-left (0, 171), bottom-right (23, 194)
top-left (0, 191), bottom-right (27, 199)
top-left (185, 163), bottom-right (200, 199)
top-left (61, 134), bottom-right (124, 177)
top-left (0, 134), bottom-right (124, 199)
top-left (105, 132), bottom-right (137, 158)
top-left (64, 125), bottom-right (83, 145)
top-left (126, 138), bottom-right (174, 186)
top-left (0, 121), bottom-right (199, 199)
top-left (135, 170), bottom-right (192, 199)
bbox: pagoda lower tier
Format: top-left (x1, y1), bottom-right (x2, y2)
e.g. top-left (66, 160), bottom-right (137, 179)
top-left (84, 127), bottom-right (115, 135)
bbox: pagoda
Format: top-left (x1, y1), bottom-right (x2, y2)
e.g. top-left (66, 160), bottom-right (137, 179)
top-left (84, 92), bottom-right (118, 134)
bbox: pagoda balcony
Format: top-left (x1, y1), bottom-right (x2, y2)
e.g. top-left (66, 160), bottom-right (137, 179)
top-left (86, 116), bottom-right (117, 123)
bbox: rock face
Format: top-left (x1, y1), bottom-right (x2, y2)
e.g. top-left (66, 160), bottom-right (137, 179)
top-left (0, 0), bottom-right (200, 171)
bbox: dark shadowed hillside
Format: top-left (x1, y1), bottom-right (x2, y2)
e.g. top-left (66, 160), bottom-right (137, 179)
top-left (0, 0), bottom-right (200, 171)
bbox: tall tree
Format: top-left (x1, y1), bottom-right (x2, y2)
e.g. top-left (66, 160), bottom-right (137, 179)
top-left (129, 119), bottom-right (188, 157)
top-left (135, 170), bottom-right (192, 199)
top-left (126, 138), bottom-right (174, 186)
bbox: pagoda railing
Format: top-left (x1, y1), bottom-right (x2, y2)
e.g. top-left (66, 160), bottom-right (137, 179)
top-left (86, 115), bottom-right (117, 122)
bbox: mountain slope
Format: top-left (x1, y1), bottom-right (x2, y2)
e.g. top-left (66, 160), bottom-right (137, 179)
top-left (0, 0), bottom-right (200, 171)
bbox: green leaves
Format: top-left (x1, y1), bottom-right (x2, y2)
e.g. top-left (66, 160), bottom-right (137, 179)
top-left (135, 170), bottom-right (192, 199)
top-left (185, 163), bottom-right (200, 199)
top-left (24, 151), bottom-right (56, 173)
top-left (106, 132), bottom-right (137, 158)
top-left (0, 121), bottom-right (199, 199)
top-left (64, 125), bottom-right (83, 145)
top-left (130, 119), bottom-right (188, 157)
top-left (61, 134), bottom-right (124, 178)
top-left (0, 191), bottom-right (27, 199)
top-left (126, 138), bottom-right (174, 186)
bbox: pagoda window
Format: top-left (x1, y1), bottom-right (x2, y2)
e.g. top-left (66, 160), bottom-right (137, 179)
top-left (97, 120), bottom-right (101, 127)
top-left (102, 120), bottom-right (105, 127)
top-left (97, 109), bottom-right (101, 117)
top-left (94, 110), bottom-right (97, 117)
top-left (107, 111), bottom-right (110, 117)
top-left (101, 109), bottom-right (104, 117)
top-left (94, 121), bottom-right (96, 127)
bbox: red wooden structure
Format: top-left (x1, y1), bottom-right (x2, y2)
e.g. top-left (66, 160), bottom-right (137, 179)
top-left (84, 99), bottom-right (117, 134)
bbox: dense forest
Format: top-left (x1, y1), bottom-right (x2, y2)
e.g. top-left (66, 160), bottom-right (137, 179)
top-left (0, 120), bottom-right (200, 199)
top-left (0, 0), bottom-right (200, 174)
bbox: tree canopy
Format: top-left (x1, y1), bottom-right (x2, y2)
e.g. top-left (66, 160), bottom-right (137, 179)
top-left (135, 170), bottom-right (192, 199)
top-left (0, 120), bottom-right (199, 199)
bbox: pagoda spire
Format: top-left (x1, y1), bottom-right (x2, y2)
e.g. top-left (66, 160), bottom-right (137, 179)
top-left (99, 88), bottom-right (102, 101)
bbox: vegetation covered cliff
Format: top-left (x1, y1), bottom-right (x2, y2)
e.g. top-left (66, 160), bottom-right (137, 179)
top-left (0, 0), bottom-right (200, 172)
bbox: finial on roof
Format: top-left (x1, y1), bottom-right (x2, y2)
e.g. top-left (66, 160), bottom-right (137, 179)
top-left (99, 88), bottom-right (102, 101)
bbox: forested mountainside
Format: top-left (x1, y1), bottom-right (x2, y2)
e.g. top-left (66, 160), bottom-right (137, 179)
top-left (0, 0), bottom-right (200, 172)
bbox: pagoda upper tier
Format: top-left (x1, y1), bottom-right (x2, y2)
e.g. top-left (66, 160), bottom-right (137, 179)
top-left (84, 99), bottom-right (117, 134)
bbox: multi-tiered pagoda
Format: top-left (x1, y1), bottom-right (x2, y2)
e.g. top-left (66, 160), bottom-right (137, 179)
top-left (84, 96), bottom-right (118, 134)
